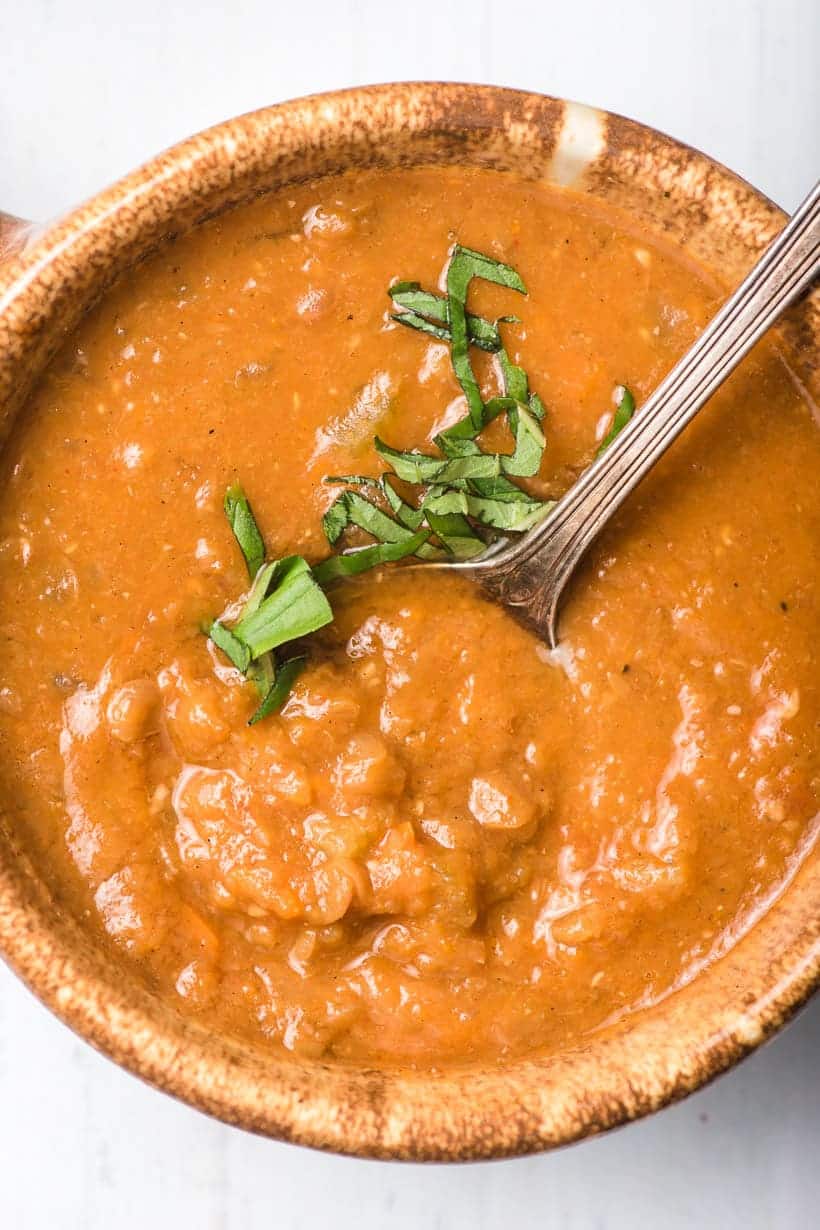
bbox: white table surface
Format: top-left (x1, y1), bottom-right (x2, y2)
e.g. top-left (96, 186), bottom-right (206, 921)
top-left (1, 1), bottom-right (818, 1226)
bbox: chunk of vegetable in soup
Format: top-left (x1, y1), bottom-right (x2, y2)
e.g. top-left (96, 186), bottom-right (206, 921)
top-left (0, 167), bottom-right (817, 1065)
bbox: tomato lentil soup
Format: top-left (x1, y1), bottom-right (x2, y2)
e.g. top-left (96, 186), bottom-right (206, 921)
top-left (0, 167), bottom-right (817, 1065)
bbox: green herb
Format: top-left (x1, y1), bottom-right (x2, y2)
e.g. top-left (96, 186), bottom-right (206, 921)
top-left (446, 246), bottom-right (527, 432)
top-left (233, 556), bottom-right (333, 657)
top-left (247, 650), bottom-right (276, 698)
top-left (374, 437), bottom-right (501, 485)
top-left (249, 656), bottom-right (307, 726)
top-left (313, 530), bottom-right (430, 584)
top-left (389, 281), bottom-right (518, 353)
top-left (208, 620), bottom-right (251, 673)
top-left (323, 473), bottom-right (424, 531)
top-left (322, 496), bottom-right (351, 546)
top-left (379, 474), bottom-right (425, 530)
top-left (223, 484), bottom-right (265, 578)
top-left (438, 425), bottom-right (548, 501)
top-left (597, 387), bottom-right (636, 456)
top-left (323, 480), bottom-right (441, 560)
top-left (422, 486), bottom-right (554, 533)
top-left (206, 243), bottom-right (637, 724)
top-left (208, 489), bottom-right (333, 720)
top-left (346, 489), bottom-right (425, 542)
top-left (318, 245), bottom-right (556, 568)
top-left (497, 349), bottom-right (529, 404)
top-left (498, 401), bottom-right (547, 477)
top-left (423, 510), bottom-right (486, 558)
top-left (235, 559), bottom-right (281, 696)
top-left (390, 309), bottom-right (454, 346)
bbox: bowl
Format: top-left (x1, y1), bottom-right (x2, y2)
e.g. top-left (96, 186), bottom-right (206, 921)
top-left (0, 82), bottom-right (817, 1160)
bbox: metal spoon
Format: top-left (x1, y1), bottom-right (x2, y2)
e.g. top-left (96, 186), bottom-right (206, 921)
top-left (437, 178), bottom-right (820, 647)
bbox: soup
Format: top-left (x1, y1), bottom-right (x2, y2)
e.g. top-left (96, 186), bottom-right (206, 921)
top-left (0, 167), bottom-right (817, 1065)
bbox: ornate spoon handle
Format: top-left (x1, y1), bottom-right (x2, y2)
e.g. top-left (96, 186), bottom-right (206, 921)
top-left (471, 179), bottom-right (820, 646)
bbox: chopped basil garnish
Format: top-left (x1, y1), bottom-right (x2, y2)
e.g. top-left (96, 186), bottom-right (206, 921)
top-left (497, 349), bottom-right (530, 404)
top-left (422, 486), bottom-right (554, 533)
top-left (249, 656), bottom-right (307, 726)
top-left (446, 246), bottom-right (527, 432)
top-left (232, 556), bottom-right (333, 657)
top-left (247, 649), bottom-right (276, 698)
top-left (498, 401), bottom-right (547, 478)
top-left (208, 489), bottom-right (333, 721)
top-left (313, 530), bottom-right (430, 584)
top-left (379, 474), bottom-right (425, 530)
top-left (423, 510), bottom-right (486, 559)
top-left (390, 309), bottom-right (454, 346)
top-left (374, 437), bottom-right (501, 485)
top-left (597, 387), bottom-right (636, 456)
top-left (208, 620), bottom-right (251, 673)
top-left (223, 484), bottom-right (265, 578)
top-left (318, 244), bottom-right (555, 570)
top-left (322, 496), bottom-right (351, 546)
top-left (389, 281), bottom-right (518, 353)
top-left (207, 243), bottom-right (637, 722)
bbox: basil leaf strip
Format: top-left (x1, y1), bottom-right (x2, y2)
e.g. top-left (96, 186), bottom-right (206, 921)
top-left (323, 482), bottom-right (438, 559)
top-left (424, 510), bottom-right (486, 559)
top-left (344, 489), bottom-right (421, 543)
top-left (423, 486), bottom-right (554, 532)
top-left (437, 340), bottom-right (542, 447)
top-left (371, 438), bottom-right (451, 484)
top-left (323, 474), bottom-right (381, 486)
top-left (389, 283), bottom-right (517, 353)
top-left (374, 437), bottom-right (501, 485)
top-left (241, 559), bottom-right (279, 620)
top-left (446, 245), bottom-right (527, 431)
top-left (224, 484), bottom-right (265, 579)
top-left (233, 556), bottom-right (333, 657)
top-left (437, 427), bottom-right (543, 498)
top-left (439, 395), bottom-right (545, 478)
top-left (528, 391), bottom-right (546, 421)
top-left (501, 401), bottom-right (547, 477)
top-left (597, 386), bottom-right (636, 456)
top-left (390, 310), bottom-right (453, 346)
top-left (247, 650), bottom-right (276, 698)
top-left (313, 530), bottom-right (430, 585)
top-left (380, 474), bottom-right (425, 530)
top-left (497, 348), bottom-right (529, 403)
top-left (209, 621), bottom-right (251, 673)
top-left (248, 656), bottom-right (307, 726)
top-left (334, 490), bottom-right (441, 560)
top-left (322, 497), bottom-right (350, 546)
top-left (392, 308), bottom-right (511, 353)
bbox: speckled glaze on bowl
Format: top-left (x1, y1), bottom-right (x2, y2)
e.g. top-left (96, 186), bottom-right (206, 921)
top-left (0, 83), bottom-right (817, 1161)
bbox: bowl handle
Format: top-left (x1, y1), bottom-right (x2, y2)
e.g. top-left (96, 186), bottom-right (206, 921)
top-left (0, 210), bottom-right (32, 264)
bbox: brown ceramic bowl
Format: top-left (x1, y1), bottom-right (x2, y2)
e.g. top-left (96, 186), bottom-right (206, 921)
top-left (0, 83), bottom-right (817, 1161)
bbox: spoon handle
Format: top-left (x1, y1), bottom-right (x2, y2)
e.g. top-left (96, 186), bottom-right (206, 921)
top-left (477, 179), bottom-right (820, 646)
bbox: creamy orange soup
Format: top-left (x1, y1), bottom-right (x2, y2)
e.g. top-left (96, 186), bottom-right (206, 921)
top-left (0, 167), bottom-right (817, 1064)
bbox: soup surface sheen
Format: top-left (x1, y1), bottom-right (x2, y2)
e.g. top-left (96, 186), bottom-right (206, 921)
top-left (1, 168), bottom-right (817, 1065)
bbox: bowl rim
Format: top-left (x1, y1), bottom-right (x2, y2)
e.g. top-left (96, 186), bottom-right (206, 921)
top-left (0, 80), bottom-right (817, 1161)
